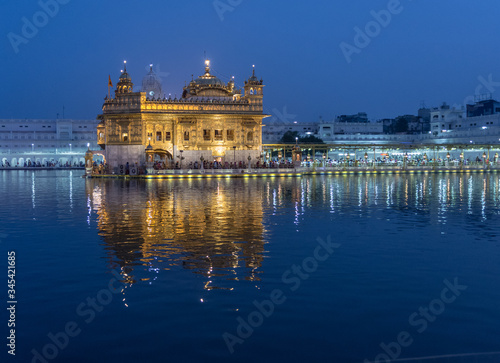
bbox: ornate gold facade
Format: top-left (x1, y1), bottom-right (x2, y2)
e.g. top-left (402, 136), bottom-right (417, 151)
top-left (97, 61), bottom-right (268, 168)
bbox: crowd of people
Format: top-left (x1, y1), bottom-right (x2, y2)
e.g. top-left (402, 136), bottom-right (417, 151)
top-left (89, 154), bottom-right (500, 176)
top-left (150, 159), bottom-right (297, 170)
top-left (300, 155), bottom-right (497, 168)
top-left (1, 160), bottom-right (85, 168)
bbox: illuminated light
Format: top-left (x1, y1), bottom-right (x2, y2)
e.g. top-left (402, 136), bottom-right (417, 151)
top-left (200, 298), bottom-right (204, 303)
top-left (205, 59), bottom-right (210, 66)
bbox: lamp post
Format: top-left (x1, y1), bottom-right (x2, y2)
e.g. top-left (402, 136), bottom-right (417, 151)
top-left (423, 153), bottom-right (427, 167)
top-left (364, 152), bottom-right (368, 168)
top-left (31, 143), bottom-right (34, 153)
top-left (233, 146), bottom-right (236, 166)
top-left (446, 152), bottom-right (451, 167)
top-left (322, 153), bottom-right (326, 168)
top-left (200, 155), bottom-right (204, 171)
top-left (345, 153), bottom-right (350, 170)
top-left (460, 152), bottom-right (464, 170)
top-left (403, 153), bottom-right (408, 170)
top-left (373, 148), bottom-right (376, 170)
top-left (69, 143), bottom-right (72, 153)
top-left (179, 150), bottom-right (184, 169)
top-left (434, 148), bottom-right (438, 170)
top-left (247, 155), bottom-right (251, 172)
top-left (483, 151), bottom-right (487, 168)
top-left (495, 152), bottom-right (499, 166)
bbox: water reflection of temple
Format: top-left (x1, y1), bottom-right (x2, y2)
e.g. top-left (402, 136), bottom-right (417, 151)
top-left (86, 174), bottom-right (500, 288)
top-left (86, 178), bottom-right (266, 289)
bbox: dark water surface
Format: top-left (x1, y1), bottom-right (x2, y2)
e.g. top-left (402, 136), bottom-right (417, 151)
top-left (1, 170), bottom-right (500, 362)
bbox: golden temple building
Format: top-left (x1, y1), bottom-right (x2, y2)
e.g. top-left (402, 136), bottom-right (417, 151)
top-left (97, 60), bottom-right (268, 168)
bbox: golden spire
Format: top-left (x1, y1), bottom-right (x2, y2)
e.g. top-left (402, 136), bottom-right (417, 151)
top-left (204, 59), bottom-right (210, 75)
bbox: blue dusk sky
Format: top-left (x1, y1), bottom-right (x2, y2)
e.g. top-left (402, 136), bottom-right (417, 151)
top-left (1, 0), bottom-right (500, 122)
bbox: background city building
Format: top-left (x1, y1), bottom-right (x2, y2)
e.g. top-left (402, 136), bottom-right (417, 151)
top-left (0, 118), bottom-right (99, 166)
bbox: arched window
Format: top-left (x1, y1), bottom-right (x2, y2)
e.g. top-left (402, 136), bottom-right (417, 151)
top-left (247, 131), bottom-right (253, 142)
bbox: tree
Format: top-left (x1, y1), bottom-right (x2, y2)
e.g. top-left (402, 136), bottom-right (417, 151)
top-left (394, 117), bottom-right (409, 133)
top-left (280, 131), bottom-right (324, 144)
top-left (299, 135), bottom-right (324, 144)
top-left (281, 131), bottom-right (300, 143)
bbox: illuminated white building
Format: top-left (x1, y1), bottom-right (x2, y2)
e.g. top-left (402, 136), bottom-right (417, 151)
top-left (0, 119), bottom-right (99, 167)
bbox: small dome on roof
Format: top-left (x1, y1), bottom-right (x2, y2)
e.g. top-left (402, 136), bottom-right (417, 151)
top-left (142, 65), bottom-right (162, 99)
top-left (193, 76), bottom-right (225, 87)
top-left (120, 71), bottom-right (131, 81)
top-left (193, 60), bottom-right (226, 87)
top-left (246, 66), bottom-right (261, 84)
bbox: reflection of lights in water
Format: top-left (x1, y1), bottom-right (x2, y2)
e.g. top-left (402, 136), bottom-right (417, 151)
top-left (365, 180), bottom-right (369, 205)
top-left (405, 179), bottom-right (409, 206)
top-left (31, 173), bottom-right (36, 209)
top-left (294, 201), bottom-right (299, 226)
top-left (437, 178), bottom-right (447, 225)
top-left (459, 177), bottom-right (463, 201)
top-left (447, 178), bottom-right (451, 203)
top-left (482, 179), bottom-right (487, 222)
top-left (87, 196), bottom-right (92, 226)
top-left (329, 185), bottom-right (334, 213)
top-left (358, 184), bottom-right (362, 207)
top-left (272, 189), bottom-right (277, 214)
top-left (300, 179), bottom-right (306, 214)
top-left (493, 178), bottom-right (497, 206)
top-left (322, 181), bottom-right (326, 203)
top-left (468, 176), bottom-right (473, 214)
top-left (386, 183), bottom-right (390, 207)
top-left (69, 170), bottom-right (73, 210)
top-left (89, 175), bottom-right (499, 296)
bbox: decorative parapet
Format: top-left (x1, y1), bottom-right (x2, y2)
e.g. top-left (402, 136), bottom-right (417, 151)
top-left (103, 93), bottom-right (263, 115)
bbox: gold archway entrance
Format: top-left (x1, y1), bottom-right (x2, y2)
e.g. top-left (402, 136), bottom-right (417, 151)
top-left (145, 148), bottom-right (173, 163)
